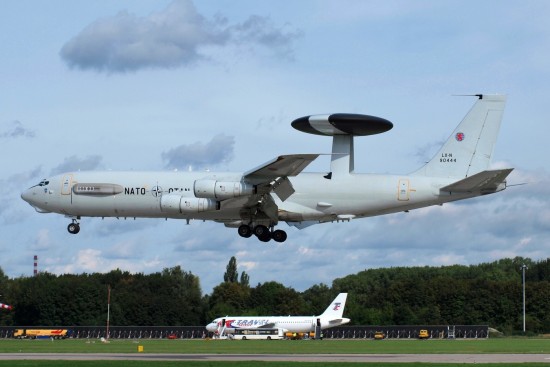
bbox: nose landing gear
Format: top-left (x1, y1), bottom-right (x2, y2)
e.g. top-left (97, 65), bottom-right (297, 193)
top-left (67, 218), bottom-right (80, 234)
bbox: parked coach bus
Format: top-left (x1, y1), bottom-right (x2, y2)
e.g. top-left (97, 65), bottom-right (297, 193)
top-left (232, 328), bottom-right (283, 340)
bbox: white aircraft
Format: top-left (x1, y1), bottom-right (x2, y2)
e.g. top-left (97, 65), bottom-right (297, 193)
top-left (21, 94), bottom-right (512, 242)
top-left (205, 293), bottom-right (349, 336)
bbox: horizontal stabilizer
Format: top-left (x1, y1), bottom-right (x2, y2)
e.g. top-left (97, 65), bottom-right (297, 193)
top-left (244, 154), bottom-right (318, 179)
top-left (440, 168), bottom-right (513, 194)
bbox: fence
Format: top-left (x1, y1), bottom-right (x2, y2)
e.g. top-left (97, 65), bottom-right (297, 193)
top-left (0, 325), bottom-right (488, 339)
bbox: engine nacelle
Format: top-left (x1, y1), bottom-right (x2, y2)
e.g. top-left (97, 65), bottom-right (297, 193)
top-left (194, 180), bottom-right (254, 200)
top-left (160, 195), bottom-right (219, 214)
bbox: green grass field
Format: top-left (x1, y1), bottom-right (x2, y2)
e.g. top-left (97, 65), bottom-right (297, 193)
top-left (0, 338), bottom-right (549, 366)
top-left (0, 337), bottom-right (548, 354)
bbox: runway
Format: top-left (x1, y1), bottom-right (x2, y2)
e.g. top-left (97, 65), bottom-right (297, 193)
top-left (1, 353), bottom-right (550, 363)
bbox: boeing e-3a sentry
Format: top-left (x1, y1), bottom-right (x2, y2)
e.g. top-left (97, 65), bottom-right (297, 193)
top-left (21, 94), bottom-right (512, 242)
top-left (205, 293), bottom-right (349, 337)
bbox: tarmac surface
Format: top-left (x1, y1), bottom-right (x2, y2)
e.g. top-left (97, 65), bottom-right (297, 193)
top-left (1, 353), bottom-right (550, 363)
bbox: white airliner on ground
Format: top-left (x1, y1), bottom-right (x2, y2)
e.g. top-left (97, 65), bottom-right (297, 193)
top-left (205, 293), bottom-right (349, 336)
top-left (21, 94), bottom-right (512, 242)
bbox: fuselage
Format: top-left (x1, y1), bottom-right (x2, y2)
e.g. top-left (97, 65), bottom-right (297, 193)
top-left (20, 95), bottom-right (511, 242)
top-left (205, 315), bottom-right (350, 334)
top-left (21, 170), bottom-right (469, 225)
top-left (206, 293), bottom-right (349, 335)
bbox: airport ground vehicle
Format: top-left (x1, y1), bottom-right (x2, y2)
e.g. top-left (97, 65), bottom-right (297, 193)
top-left (232, 328), bottom-right (283, 340)
top-left (13, 329), bottom-right (72, 339)
top-left (419, 329), bottom-right (429, 339)
top-left (285, 331), bottom-right (316, 340)
top-left (374, 331), bottom-right (385, 340)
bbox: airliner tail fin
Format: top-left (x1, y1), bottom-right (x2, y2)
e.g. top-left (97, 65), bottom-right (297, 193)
top-left (320, 293), bottom-right (347, 320)
top-left (413, 94), bottom-right (507, 178)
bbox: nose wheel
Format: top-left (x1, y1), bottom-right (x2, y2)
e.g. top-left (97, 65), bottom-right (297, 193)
top-left (67, 220), bottom-right (80, 234)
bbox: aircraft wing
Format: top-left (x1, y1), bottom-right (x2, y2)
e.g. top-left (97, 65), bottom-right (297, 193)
top-left (440, 168), bottom-right (514, 194)
top-left (220, 155), bottom-right (319, 222)
top-left (244, 154), bottom-right (319, 202)
top-left (244, 154), bottom-right (319, 179)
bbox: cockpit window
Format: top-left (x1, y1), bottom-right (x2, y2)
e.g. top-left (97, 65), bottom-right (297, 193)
top-left (29, 179), bottom-right (50, 189)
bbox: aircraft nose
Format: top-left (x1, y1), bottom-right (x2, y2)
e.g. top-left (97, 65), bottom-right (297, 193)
top-left (21, 186), bottom-right (52, 213)
top-left (21, 188), bottom-right (34, 203)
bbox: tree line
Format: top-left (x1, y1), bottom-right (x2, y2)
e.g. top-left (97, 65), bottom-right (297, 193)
top-left (0, 256), bottom-right (548, 334)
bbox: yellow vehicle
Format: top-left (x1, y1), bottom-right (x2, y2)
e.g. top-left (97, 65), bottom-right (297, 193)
top-left (284, 331), bottom-right (316, 340)
top-left (374, 331), bottom-right (385, 340)
top-left (13, 329), bottom-right (72, 339)
top-left (418, 329), bottom-right (429, 339)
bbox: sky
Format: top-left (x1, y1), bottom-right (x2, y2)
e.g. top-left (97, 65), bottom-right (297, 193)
top-left (1, 0), bottom-right (550, 295)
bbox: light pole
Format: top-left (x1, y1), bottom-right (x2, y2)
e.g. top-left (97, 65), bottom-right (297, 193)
top-left (106, 285), bottom-right (111, 340)
top-left (521, 264), bottom-right (527, 333)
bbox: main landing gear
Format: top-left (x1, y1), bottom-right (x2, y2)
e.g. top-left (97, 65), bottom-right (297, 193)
top-left (237, 224), bottom-right (287, 243)
top-left (67, 218), bottom-right (80, 234)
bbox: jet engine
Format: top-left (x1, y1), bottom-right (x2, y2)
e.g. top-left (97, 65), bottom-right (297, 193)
top-left (194, 180), bottom-right (254, 200)
top-left (160, 195), bottom-right (219, 214)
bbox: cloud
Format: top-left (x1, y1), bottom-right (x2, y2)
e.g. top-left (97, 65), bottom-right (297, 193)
top-left (103, 238), bottom-right (142, 260)
top-left (161, 134), bottom-right (234, 169)
top-left (93, 218), bottom-right (160, 237)
top-left (7, 167), bottom-right (43, 187)
top-left (50, 155), bottom-right (103, 175)
top-left (60, 0), bottom-right (227, 72)
top-left (231, 15), bottom-right (303, 60)
top-left (0, 167), bottom-right (43, 222)
top-left (47, 248), bottom-right (162, 275)
top-left (30, 229), bottom-right (52, 251)
top-left (59, 0), bottom-right (301, 73)
top-left (0, 121), bottom-right (35, 139)
top-left (413, 139), bottom-right (445, 164)
top-left (68, 249), bottom-right (104, 273)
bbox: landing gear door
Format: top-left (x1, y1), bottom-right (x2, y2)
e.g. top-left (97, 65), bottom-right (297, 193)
top-left (61, 174), bottom-right (73, 195)
top-left (398, 179), bottom-right (410, 201)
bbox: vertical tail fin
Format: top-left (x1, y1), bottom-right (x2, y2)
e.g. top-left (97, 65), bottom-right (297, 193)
top-left (413, 94), bottom-right (507, 178)
top-left (319, 293), bottom-right (347, 319)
